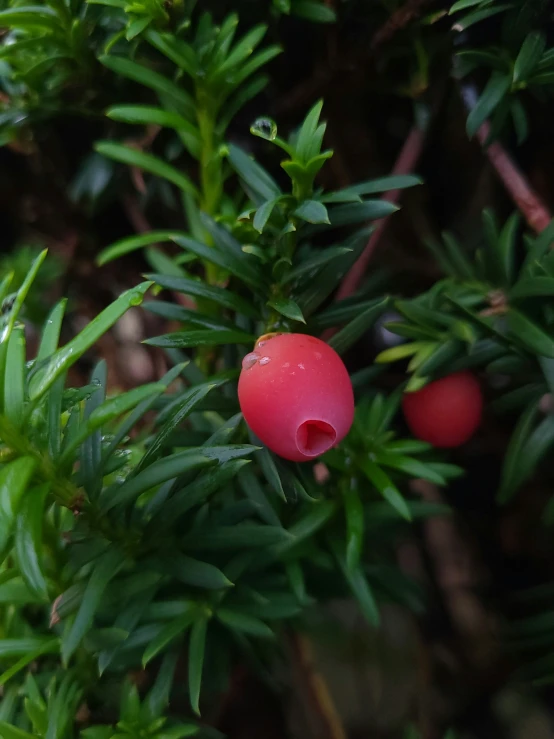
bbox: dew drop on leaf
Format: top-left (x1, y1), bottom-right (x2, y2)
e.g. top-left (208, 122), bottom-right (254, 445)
top-left (250, 117), bottom-right (278, 141)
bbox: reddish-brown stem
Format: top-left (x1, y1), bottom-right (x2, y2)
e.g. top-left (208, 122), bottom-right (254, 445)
top-left (288, 631), bottom-right (347, 739)
top-left (337, 125), bottom-right (425, 303)
top-left (410, 480), bottom-right (497, 670)
top-left (322, 123), bottom-right (427, 341)
top-left (326, 82), bottom-right (553, 332)
top-left (370, 0), bottom-right (439, 53)
top-left (122, 193), bottom-right (150, 235)
top-left (476, 121), bottom-right (552, 233)
top-left (460, 84), bottom-right (552, 234)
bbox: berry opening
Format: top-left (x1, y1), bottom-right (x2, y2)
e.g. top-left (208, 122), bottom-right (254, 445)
top-left (296, 420), bottom-right (337, 457)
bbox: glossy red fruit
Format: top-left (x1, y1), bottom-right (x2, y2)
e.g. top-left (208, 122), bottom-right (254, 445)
top-left (238, 333), bottom-right (354, 462)
top-left (402, 371), bottom-right (483, 448)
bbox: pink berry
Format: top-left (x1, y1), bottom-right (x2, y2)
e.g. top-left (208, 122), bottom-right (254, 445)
top-left (402, 371), bottom-right (483, 448)
top-left (238, 333), bottom-right (354, 462)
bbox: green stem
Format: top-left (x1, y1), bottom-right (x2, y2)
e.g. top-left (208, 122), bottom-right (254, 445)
top-left (197, 108), bottom-right (222, 221)
top-left (264, 227), bottom-right (299, 333)
top-left (195, 94), bottom-right (225, 371)
top-left (196, 98), bottom-right (223, 276)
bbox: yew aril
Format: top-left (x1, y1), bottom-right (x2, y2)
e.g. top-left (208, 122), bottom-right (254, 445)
top-left (238, 333), bottom-right (354, 462)
top-left (402, 371), bottom-right (483, 448)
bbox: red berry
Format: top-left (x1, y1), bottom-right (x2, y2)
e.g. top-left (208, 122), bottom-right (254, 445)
top-left (238, 333), bottom-right (354, 462)
top-left (402, 371), bottom-right (483, 448)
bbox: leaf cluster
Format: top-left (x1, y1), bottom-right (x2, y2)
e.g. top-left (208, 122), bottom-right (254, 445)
top-left (451, 0), bottom-right (554, 142)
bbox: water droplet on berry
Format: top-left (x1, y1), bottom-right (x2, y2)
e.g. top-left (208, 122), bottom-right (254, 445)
top-left (259, 356), bottom-right (271, 366)
top-left (250, 117), bottom-right (278, 141)
top-left (242, 352), bottom-right (259, 370)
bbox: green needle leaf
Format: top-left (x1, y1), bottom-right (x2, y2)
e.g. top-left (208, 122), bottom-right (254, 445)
top-left (216, 609), bottom-right (274, 638)
top-left (267, 297), bottom-right (306, 323)
top-left (29, 282), bottom-right (153, 401)
top-left (62, 549), bottom-right (124, 663)
top-left (0, 457), bottom-right (37, 556)
top-left (466, 73), bottom-right (511, 138)
top-left (188, 617), bottom-right (208, 715)
top-left (344, 486), bottom-right (364, 572)
top-left (95, 142), bottom-right (199, 197)
top-left (294, 200), bottom-right (330, 224)
top-left (360, 460), bottom-right (412, 521)
top-left (142, 615), bottom-right (194, 667)
top-left (14, 483), bottom-right (49, 600)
